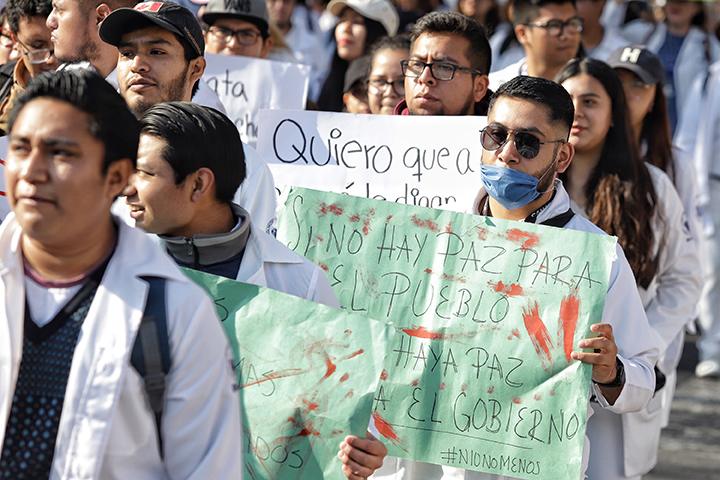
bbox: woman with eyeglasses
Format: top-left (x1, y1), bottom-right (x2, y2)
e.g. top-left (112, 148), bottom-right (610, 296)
top-left (365, 34), bottom-right (410, 115)
top-left (316, 0), bottom-right (398, 112)
top-left (556, 57), bottom-right (701, 480)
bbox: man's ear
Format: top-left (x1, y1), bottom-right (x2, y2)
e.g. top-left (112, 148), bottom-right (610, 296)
top-left (188, 55), bottom-right (206, 83)
top-left (515, 24), bottom-right (529, 47)
top-left (96, 3), bottom-right (112, 25)
top-left (555, 140), bottom-right (575, 174)
top-left (105, 158), bottom-right (133, 199)
top-left (260, 37), bottom-right (273, 58)
top-left (473, 74), bottom-right (489, 103)
top-left (190, 167), bottom-right (215, 202)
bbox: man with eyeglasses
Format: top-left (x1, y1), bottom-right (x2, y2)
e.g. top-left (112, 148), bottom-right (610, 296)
top-left (0, 0), bottom-right (58, 134)
top-left (374, 75), bottom-right (658, 480)
top-left (201, 0), bottom-right (273, 58)
top-left (393, 11), bottom-right (492, 116)
top-left (488, 0), bottom-right (582, 92)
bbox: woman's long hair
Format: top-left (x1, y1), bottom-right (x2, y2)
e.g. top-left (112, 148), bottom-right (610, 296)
top-left (556, 57), bottom-right (659, 288)
top-left (641, 86), bottom-right (676, 183)
top-left (316, 10), bottom-right (387, 112)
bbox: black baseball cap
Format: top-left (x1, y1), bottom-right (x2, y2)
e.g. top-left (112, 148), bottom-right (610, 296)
top-left (607, 45), bottom-right (665, 86)
top-left (344, 55), bottom-right (371, 93)
top-left (100, 1), bottom-right (204, 57)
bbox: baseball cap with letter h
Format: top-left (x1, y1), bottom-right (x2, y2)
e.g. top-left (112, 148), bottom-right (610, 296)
top-left (99, 1), bottom-right (205, 58)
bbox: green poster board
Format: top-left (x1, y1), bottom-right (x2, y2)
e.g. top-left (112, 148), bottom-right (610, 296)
top-left (183, 269), bottom-right (393, 480)
top-left (276, 187), bottom-right (617, 480)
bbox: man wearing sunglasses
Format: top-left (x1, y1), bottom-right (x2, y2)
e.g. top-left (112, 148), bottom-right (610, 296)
top-left (201, 0), bottom-right (273, 59)
top-left (0, 0), bottom-right (58, 133)
top-left (394, 11), bottom-right (492, 116)
top-left (488, 0), bottom-right (582, 91)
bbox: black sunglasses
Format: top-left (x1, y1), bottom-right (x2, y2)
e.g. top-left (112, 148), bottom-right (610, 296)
top-left (480, 126), bottom-right (565, 159)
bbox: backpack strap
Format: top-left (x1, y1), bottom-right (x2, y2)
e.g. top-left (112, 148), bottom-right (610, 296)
top-left (131, 276), bottom-right (170, 459)
top-left (539, 208), bottom-right (575, 228)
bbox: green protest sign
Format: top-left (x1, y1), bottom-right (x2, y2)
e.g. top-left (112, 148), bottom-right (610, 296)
top-left (182, 268), bottom-right (393, 480)
top-left (276, 187), bottom-right (618, 480)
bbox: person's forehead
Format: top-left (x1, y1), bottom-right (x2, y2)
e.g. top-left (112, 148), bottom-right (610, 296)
top-left (120, 25), bottom-right (184, 48)
top-left (13, 98), bottom-right (98, 146)
top-left (213, 17), bottom-right (261, 32)
top-left (411, 32), bottom-right (470, 64)
top-left (533, 2), bottom-right (578, 21)
top-left (16, 15), bottom-right (52, 39)
top-left (489, 96), bottom-right (555, 137)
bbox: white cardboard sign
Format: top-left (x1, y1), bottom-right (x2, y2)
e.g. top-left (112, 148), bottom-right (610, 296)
top-left (257, 109), bottom-right (487, 212)
top-left (203, 54), bottom-right (310, 148)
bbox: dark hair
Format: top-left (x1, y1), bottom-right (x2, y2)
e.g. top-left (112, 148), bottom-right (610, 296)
top-left (369, 32), bottom-right (411, 59)
top-left (555, 57), bottom-right (659, 287)
top-left (638, 82), bottom-right (676, 183)
top-left (317, 7), bottom-right (387, 111)
top-left (410, 11), bottom-right (491, 74)
top-left (8, 69), bottom-right (140, 172)
top-left (454, 0), bottom-right (500, 37)
top-left (6, 0), bottom-right (52, 34)
top-left (489, 75), bottom-right (574, 134)
top-left (139, 102), bottom-right (245, 204)
top-left (512, 0), bottom-right (576, 26)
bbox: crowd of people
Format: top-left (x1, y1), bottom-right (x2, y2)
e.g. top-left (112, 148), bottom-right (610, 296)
top-left (0, 0), bottom-right (717, 477)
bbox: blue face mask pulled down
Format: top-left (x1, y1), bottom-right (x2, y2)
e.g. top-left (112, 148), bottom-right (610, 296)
top-left (480, 158), bottom-right (557, 211)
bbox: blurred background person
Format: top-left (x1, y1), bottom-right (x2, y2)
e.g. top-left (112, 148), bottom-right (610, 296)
top-left (576, 0), bottom-right (628, 60)
top-left (0, 7), bottom-right (19, 65)
top-left (366, 34), bottom-right (409, 114)
top-left (316, 0), bottom-right (398, 111)
top-left (455, 0), bottom-right (499, 35)
top-left (342, 54), bottom-right (371, 112)
top-left (557, 57), bottom-right (701, 480)
top-left (622, 0), bottom-right (720, 137)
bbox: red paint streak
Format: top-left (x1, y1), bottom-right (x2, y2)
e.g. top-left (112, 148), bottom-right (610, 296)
top-left (512, 397), bottom-right (522, 404)
top-left (372, 412), bottom-right (399, 441)
top-left (344, 329), bottom-right (351, 335)
top-left (380, 369), bottom-right (388, 381)
top-left (349, 214), bottom-right (360, 222)
top-left (522, 302), bottom-right (553, 365)
top-left (550, 390), bottom-right (556, 397)
top-left (323, 357), bottom-right (337, 380)
top-left (445, 222), bottom-right (453, 233)
top-left (488, 281), bottom-right (523, 296)
top-left (462, 384), bottom-right (468, 392)
top-left (242, 368), bottom-right (306, 388)
top-left (304, 401), bottom-right (319, 411)
top-left (534, 394), bottom-right (542, 401)
top-left (412, 379), bottom-right (419, 386)
top-left (439, 383), bottom-right (445, 390)
top-left (345, 390), bottom-right (354, 398)
top-left (424, 269), bottom-right (433, 274)
top-left (488, 386), bottom-right (495, 394)
top-left (318, 262), bottom-right (329, 271)
top-left (402, 326), bottom-right (445, 340)
top-left (559, 294), bottom-right (580, 362)
top-left (363, 219), bottom-right (371, 236)
top-left (316, 235), bottom-right (324, 242)
top-left (441, 273), bottom-right (467, 283)
top-left (411, 214), bottom-right (439, 232)
top-left (343, 349), bottom-right (364, 360)
top-left (512, 328), bottom-right (521, 339)
top-left (298, 427), bottom-right (321, 437)
top-left (476, 226), bottom-right (487, 240)
top-left (287, 417), bottom-right (294, 422)
top-left (318, 202), bottom-right (344, 216)
top-left (329, 205), bottom-right (343, 215)
top-left (386, 215), bottom-right (393, 223)
top-left (340, 373), bottom-right (349, 382)
top-left (507, 229), bottom-right (540, 249)
top-left (332, 430), bottom-right (344, 435)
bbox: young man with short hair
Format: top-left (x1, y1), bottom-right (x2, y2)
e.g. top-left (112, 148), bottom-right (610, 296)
top-left (374, 75), bottom-right (658, 480)
top-left (99, 0), bottom-right (278, 232)
top-left (124, 101), bottom-right (388, 479)
top-left (0, 68), bottom-right (242, 479)
top-left (488, 0), bottom-right (582, 91)
top-left (0, 0), bottom-right (59, 132)
top-left (202, 0), bottom-right (273, 58)
top-left (395, 11), bottom-right (492, 116)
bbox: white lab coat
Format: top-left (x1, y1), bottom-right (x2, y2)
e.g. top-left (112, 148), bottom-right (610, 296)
top-left (371, 180), bottom-right (659, 480)
top-left (235, 144), bottom-right (278, 234)
top-left (0, 215), bottom-right (243, 480)
top-left (570, 165), bottom-right (702, 478)
top-left (237, 222), bottom-right (340, 308)
top-left (488, 58), bottom-right (525, 93)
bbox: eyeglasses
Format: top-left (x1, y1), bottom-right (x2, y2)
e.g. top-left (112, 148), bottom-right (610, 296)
top-left (208, 26), bottom-right (262, 46)
top-left (0, 32), bottom-right (14, 48)
top-left (401, 59), bottom-right (482, 81)
top-left (523, 17), bottom-right (583, 36)
top-left (480, 126), bottom-right (565, 159)
top-left (367, 77), bottom-right (405, 96)
top-left (16, 41), bottom-right (54, 64)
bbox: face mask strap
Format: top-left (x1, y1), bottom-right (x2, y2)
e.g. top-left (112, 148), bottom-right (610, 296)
top-left (534, 149), bottom-right (561, 194)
